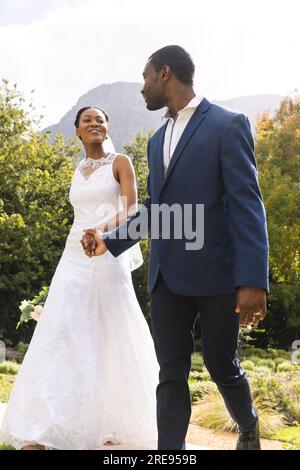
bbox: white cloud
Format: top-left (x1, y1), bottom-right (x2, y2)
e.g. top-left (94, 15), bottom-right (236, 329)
top-left (0, 0), bottom-right (84, 25)
top-left (0, 0), bottom-right (299, 127)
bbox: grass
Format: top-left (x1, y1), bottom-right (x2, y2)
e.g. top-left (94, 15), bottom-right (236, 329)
top-left (191, 387), bottom-right (287, 437)
top-left (0, 444), bottom-right (15, 450)
top-left (0, 361), bottom-right (20, 376)
top-left (272, 426), bottom-right (300, 450)
top-left (0, 374), bottom-right (16, 404)
top-left (0, 361), bottom-right (19, 404)
top-left (0, 362), bottom-right (17, 450)
top-left (190, 350), bottom-right (300, 448)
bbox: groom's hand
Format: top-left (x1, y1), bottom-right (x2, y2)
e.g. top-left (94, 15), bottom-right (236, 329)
top-left (83, 228), bottom-right (108, 256)
top-left (236, 287), bottom-right (267, 327)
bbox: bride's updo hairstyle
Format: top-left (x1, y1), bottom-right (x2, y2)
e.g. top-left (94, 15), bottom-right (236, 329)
top-left (74, 107), bottom-right (110, 141)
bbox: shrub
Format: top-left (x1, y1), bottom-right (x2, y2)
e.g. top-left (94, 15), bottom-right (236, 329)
top-left (254, 366), bottom-right (273, 376)
top-left (256, 359), bottom-right (277, 370)
top-left (191, 353), bottom-right (204, 372)
top-left (190, 380), bottom-right (217, 403)
top-left (16, 342), bottom-right (29, 363)
top-left (189, 358), bottom-right (300, 432)
top-left (277, 361), bottom-right (297, 373)
top-left (0, 361), bottom-right (20, 375)
top-left (0, 374), bottom-right (16, 403)
top-left (248, 356), bottom-right (262, 365)
top-left (241, 360), bottom-right (255, 371)
top-left (240, 347), bottom-right (290, 361)
top-left (249, 370), bottom-right (300, 424)
top-left (274, 357), bottom-right (290, 368)
top-left (192, 389), bottom-right (287, 437)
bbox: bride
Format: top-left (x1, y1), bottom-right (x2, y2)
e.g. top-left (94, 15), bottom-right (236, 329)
top-left (0, 106), bottom-right (159, 450)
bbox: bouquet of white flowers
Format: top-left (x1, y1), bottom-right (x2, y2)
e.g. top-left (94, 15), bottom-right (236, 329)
top-left (17, 286), bottom-right (49, 329)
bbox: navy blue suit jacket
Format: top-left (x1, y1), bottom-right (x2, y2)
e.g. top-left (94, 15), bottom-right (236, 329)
top-left (104, 98), bottom-right (269, 295)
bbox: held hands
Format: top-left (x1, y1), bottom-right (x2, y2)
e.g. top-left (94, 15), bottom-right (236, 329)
top-left (236, 286), bottom-right (267, 327)
top-left (80, 232), bottom-right (97, 258)
top-left (80, 228), bottom-right (108, 257)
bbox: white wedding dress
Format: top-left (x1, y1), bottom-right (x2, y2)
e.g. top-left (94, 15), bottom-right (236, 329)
top-left (0, 153), bottom-right (159, 450)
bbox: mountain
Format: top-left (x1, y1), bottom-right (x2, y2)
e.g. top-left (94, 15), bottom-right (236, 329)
top-left (43, 82), bottom-right (283, 152)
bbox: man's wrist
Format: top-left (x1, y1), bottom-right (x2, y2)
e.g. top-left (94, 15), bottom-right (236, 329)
top-left (96, 228), bottom-right (103, 239)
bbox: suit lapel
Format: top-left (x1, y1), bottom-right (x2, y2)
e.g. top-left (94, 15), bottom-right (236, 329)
top-left (160, 98), bottom-right (210, 194)
top-left (151, 122), bottom-right (167, 197)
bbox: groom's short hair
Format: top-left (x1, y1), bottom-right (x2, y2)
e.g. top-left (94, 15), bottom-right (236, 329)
top-left (148, 45), bottom-right (195, 86)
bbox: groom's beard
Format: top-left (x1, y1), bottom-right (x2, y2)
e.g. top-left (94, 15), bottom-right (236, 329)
top-left (144, 97), bottom-right (166, 111)
top-left (146, 102), bottom-right (164, 111)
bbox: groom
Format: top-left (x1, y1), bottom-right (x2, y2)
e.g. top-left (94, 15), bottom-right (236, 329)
top-left (82, 45), bottom-right (269, 450)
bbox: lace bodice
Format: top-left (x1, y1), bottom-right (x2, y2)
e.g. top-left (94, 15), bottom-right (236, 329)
top-left (66, 153), bottom-right (143, 271)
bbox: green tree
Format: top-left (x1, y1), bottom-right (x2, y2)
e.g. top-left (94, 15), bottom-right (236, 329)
top-left (254, 95), bottom-right (300, 347)
top-left (124, 131), bottom-right (153, 324)
top-left (0, 80), bottom-right (80, 345)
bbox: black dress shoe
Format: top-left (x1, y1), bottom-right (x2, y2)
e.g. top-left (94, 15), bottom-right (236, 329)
top-left (236, 420), bottom-right (261, 450)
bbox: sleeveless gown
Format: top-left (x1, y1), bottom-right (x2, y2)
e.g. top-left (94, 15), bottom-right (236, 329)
top-left (0, 153), bottom-right (159, 450)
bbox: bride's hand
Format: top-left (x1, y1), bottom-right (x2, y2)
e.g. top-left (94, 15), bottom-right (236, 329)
top-left (83, 228), bottom-right (108, 256)
top-left (80, 233), bottom-right (97, 258)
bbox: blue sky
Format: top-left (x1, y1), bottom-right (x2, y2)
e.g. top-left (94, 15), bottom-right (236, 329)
top-left (0, 0), bottom-right (299, 127)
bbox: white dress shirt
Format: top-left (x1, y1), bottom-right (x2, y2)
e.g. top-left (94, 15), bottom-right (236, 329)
top-left (162, 95), bottom-right (204, 176)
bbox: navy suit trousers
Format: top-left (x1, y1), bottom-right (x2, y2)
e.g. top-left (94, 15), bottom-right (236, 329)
top-left (151, 271), bottom-right (258, 450)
